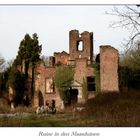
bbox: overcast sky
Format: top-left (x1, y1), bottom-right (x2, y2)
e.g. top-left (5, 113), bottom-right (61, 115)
top-left (0, 5), bottom-right (131, 61)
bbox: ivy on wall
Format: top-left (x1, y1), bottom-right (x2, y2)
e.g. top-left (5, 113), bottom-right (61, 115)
top-left (93, 63), bottom-right (100, 94)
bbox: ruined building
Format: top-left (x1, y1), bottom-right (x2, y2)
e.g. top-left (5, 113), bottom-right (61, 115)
top-left (16, 29), bottom-right (119, 109)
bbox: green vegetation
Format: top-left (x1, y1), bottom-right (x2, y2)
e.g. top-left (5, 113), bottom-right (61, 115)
top-left (8, 68), bottom-right (27, 105)
top-left (54, 66), bottom-right (74, 101)
top-left (0, 7), bottom-right (140, 126)
top-left (93, 62), bottom-right (100, 93)
top-left (108, 6), bottom-right (140, 91)
top-left (82, 78), bottom-right (88, 102)
top-left (15, 33), bottom-right (42, 100)
top-left (15, 33), bottom-right (42, 67)
top-left (5, 33), bottom-right (42, 106)
top-left (120, 41), bottom-right (140, 70)
top-left (119, 66), bottom-right (140, 90)
top-left (119, 41), bottom-right (140, 90)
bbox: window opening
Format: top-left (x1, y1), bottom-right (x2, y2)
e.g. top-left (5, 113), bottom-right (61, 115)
top-left (77, 41), bottom-right (83, 51)
top-left (87, 76), bottom-right (96, 91)
top-left (46, 78), bottom-right (54, 93)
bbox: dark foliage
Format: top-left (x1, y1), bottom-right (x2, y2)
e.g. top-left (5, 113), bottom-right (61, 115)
top-left (8, 68), bottom-right (27, 105)
top-left (119, 66), bottom-right (140, 90)
top-left (16, 33), bottom-right (42, 66)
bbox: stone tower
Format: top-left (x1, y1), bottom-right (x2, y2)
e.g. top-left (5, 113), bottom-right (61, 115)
top-left (69, 30), bottom-right (93, 65)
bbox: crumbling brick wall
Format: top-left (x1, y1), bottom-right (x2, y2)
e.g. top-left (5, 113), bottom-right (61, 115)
top-left (69, 30), bottom-right (93, 65)
top-left (100, 45), bottom-right (119, 93)
top-left (74, 58), bottom-right (95, 102)
top-left (74, 58), bottom-right (87, 84)
top-left (34, 61), bottom-right (61, 109)
top-left (54, 51), bottom-right (69, 65)
top-left (32, 30), bottom-right (120, 110)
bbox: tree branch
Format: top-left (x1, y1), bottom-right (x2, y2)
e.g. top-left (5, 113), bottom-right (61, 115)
top-left (107, 5), bottom-right (140, 49)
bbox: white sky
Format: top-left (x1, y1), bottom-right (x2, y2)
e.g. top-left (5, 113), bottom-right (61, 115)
top-left (0, 5), bottom-right (131, 61)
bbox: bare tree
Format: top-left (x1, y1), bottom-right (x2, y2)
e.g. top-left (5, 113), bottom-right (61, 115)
top-left (106, 5), bottom-right (140, 49)
top-left (120, 40), bottom-right (140, 70)
top-left (41, 55), bottom-right (50, 66)
top-left (0, 54), bottom-right (5, 73)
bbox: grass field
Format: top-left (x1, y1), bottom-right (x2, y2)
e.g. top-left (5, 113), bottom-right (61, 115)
top-left (0, 90), bottom-right (140, 127)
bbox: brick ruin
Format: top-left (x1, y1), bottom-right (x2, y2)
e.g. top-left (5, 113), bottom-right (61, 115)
top-left (16, 29), bottom-right (119, 109)
top-left (69, 30), bottom-right (93, 65)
